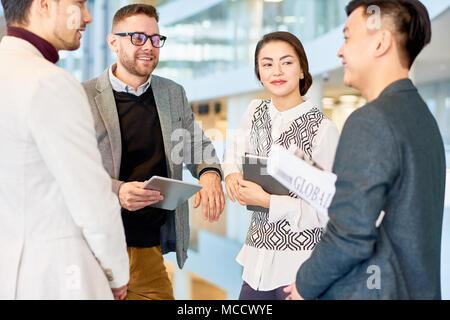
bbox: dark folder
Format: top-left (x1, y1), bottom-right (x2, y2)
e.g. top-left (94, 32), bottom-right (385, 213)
top-left (242, 154), bottom-right (290, 213)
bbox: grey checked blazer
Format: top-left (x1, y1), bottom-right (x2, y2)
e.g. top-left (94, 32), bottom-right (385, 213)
top-left (296, 79), bottom-right (446, 300)
top-left (82, 68), bottom-right (222, 268)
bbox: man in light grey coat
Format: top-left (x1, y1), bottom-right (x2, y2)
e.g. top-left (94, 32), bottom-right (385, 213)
top-left (83, 4), bottom-right (224, 300)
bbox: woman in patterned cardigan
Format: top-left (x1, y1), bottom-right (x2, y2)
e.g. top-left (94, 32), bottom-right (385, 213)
top-left (223, 31), bottom-right (340, 300)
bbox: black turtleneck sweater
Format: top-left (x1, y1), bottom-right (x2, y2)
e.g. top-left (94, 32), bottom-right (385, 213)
top-left (114, 86), bottom-right (170, 248)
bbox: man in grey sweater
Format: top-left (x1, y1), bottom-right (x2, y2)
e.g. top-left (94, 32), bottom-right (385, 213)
top-left (285, 0), bottom-right (446, 299)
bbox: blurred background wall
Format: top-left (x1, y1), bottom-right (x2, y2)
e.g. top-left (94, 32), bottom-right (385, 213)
top-left (1, 0), bottom-right (449, 300)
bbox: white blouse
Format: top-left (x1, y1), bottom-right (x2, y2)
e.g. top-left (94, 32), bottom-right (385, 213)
top-left (223, 98), bottom-right (340, 291)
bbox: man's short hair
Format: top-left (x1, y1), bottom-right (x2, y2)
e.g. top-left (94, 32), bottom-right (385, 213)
top-left (1, 0), bottom-right (34, 26)
top-left (346, 0), bottom-right (432, 68)
top-left (112, 4), bottom-right (159, 31)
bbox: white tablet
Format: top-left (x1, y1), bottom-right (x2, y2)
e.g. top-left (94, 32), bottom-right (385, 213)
top-left (143, 176), bottom-right (202, 211)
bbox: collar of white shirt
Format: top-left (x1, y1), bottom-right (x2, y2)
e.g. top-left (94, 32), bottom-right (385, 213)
top-left (108, 63), bottom-right (152, 97)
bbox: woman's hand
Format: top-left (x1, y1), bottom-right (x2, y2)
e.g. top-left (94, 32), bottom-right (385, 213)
top-left (225, 173), bottom-right (244, 203)
top-left (237, 179), bottom-right (271, 209)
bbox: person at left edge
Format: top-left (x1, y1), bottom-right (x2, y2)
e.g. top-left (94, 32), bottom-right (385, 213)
top-left (82, 4), bottom-right (225, 300)
top-left (0, 0), bottom-right (129, 300)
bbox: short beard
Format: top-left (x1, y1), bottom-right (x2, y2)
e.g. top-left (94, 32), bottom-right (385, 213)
top-left (59, 39), bottom-right (80, 51)
top-left (119, 52), bottom-right (158, 77)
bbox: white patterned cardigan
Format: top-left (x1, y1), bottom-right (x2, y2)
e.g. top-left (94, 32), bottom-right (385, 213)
top-left (223, 99), bottom-right (340, 291)
top-left (246, 98), bottom-right (327, 251)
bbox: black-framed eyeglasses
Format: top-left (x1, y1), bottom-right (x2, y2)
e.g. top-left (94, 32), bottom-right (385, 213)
top-left (114, 32), bottom-right (167, 48)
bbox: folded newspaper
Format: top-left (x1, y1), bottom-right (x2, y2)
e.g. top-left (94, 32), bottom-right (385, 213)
top-left (267, 145), bottom-right (337, 215)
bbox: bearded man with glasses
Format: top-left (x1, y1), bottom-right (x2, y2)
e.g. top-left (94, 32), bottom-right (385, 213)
top-left (82, 4), bottom-right (225, 300)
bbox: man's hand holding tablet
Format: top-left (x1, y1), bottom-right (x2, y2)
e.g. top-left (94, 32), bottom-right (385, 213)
top-left (118, 181), bottom-right (164, 212)
top-left (142, 176), bottom-right (203, 211)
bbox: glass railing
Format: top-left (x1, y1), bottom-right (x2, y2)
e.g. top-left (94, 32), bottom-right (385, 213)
top-left (157, 0), bottom-right (349, 83)
top-left (446, 146), bottom-right (450, 168)
top-left (418, 80), bottom-right (450, 157)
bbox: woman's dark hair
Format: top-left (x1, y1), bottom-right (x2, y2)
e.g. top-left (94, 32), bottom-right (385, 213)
top-left (346, 0), bottom-right (432, 68)
top-left (254, 31), bottom-right (313, 96)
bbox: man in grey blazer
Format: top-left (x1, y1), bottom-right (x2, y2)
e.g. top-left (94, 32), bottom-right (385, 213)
top-left (83, 4), bottom-right (224, 300)
top-left (285, 0), bottom-right (446, 299)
